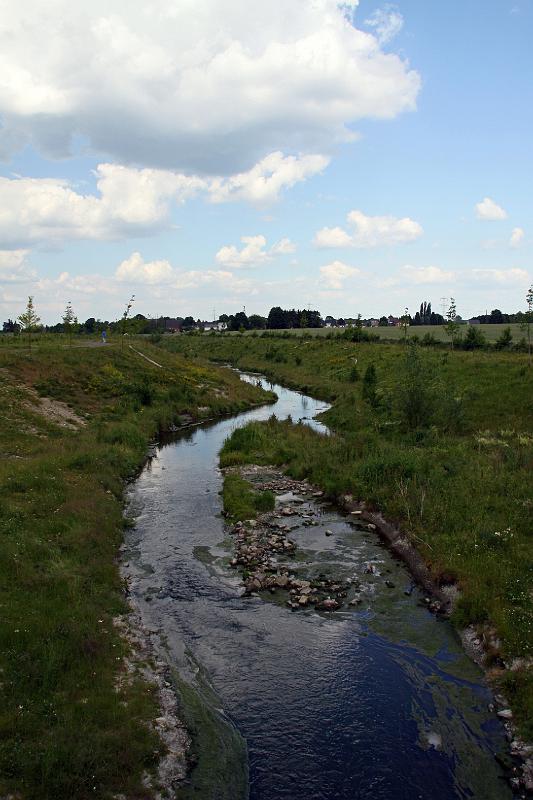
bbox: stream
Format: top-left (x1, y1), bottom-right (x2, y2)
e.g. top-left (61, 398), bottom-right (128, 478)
top-left (122, 371), bottom-right (512, 800)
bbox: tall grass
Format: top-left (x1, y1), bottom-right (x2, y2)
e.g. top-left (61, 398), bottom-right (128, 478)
top-left (0, 339), bottom-right (271, 799)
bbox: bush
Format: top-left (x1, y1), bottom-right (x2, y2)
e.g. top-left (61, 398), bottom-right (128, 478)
top-left (462, 326), bottom-right (486, 350)
top-left (494, 327), bottom-right (513, 350)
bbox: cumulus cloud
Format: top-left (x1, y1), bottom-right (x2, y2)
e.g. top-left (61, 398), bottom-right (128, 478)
top-left (475, 197), bottom-right (508, 220)
top-left (215, 235), bottom-right (296, 269)
top-left (0, 0), bottom-right (420, 172)
top-left (0, 157), bottom-right (319, 249)
top-left (314, 209), bottom-right (423, 248)
top-left (364, 5), bottom-right (404, 44)
top-left (510, 227), bottom-right (525, 248)
top-left (471, 268), bottom-right (528, 285)
top-left (401, 265), bottom-right (455, 284)
top-left (0, 249), bottom-right (36, 282)
top-left (319, 260), bottom-right (361, 289)
top-left (209, 152), bottom-right (329, 205)
top-left (116, 252), bottom-right (174, 285)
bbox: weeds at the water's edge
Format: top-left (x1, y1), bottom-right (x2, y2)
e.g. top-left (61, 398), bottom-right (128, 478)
top-left (0, 337), bottom-right (272, 799)
top-left (160, 332), bottom-right (533, 748)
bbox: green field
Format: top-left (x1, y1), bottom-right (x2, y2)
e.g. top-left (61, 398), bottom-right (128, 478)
top-left (229, 322), bottom-right (527, 343)
top-left (0, 338), bottom-right (269, 800)
top-left (160, 333), bottom-right (533, 740)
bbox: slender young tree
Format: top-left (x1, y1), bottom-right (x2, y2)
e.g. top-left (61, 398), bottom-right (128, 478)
top-left (400, 307), bottom-right (410, 344)
top-left (18, 296), bottom-right (40, 351)
top-left (525, 285), bottom-right (533, 366)
top-left (62, 300), bottom-right (77, 347)
top-left (121, 294), bottom-right (135, 350)
top-left (445, 297), bottom-right (459, 350)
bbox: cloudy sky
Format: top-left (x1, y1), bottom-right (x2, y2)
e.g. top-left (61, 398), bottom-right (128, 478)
top-left (0, 0), bottom-right (531, 324)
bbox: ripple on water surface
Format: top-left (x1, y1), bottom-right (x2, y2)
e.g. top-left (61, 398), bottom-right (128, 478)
top-left (123, 373), bottom-right (511, 800)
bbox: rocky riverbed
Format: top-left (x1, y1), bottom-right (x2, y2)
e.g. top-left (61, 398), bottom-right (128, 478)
top-left (226, 466), bottom-right (442, 615)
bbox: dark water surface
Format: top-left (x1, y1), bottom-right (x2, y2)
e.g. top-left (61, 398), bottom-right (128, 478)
top-left (123, 373), bottom-right (511, 800)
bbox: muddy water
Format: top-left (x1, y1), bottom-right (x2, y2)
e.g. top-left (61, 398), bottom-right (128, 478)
top-left (123, 373), bottom-right (511, 800)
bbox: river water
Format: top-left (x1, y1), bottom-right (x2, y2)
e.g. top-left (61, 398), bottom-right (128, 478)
top-left (123, 372), bottom-right (512, 800)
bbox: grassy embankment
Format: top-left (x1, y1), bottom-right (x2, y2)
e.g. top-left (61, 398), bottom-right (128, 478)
top-left (159, 333), bottom-right (533, 739)
top-left (0, 337), bottom-right (270, 800)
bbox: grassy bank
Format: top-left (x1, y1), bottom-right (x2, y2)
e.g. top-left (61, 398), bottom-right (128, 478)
top-left (217, 322), bottom-right (529, 344)
top-left (0, 338), bottom-right (270, 799)
top-left (159, 333), bottom-right (533, 739)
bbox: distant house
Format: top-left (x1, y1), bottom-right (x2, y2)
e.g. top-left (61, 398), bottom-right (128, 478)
top-left (468, 318), bottom-right (481, 325)
top-left (368, 318), bottom-right (380, 327)
top-left (165, 319), bottom-right (182, 333)
top-left (203, 320), bottom-right (227, 331)
top-left (387, 315), bottom-right (400, 326)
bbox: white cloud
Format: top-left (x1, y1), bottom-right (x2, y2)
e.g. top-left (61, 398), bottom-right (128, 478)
top-left (471, 268), bottom-right (528, 285)
top-left (319, 260), bottom-right (361, 289)
top-left (0, 249), bottom-right (36, 282)
top-left (364, 5), bottom-right (404, 44)
top-left (208, 152), bottom-right (329, 205)
top-left (401, 265), bottom-right (455, 284)
top-left (0, 156), bottom-right (321, 249)
top-left (510, 227), bottom-right (525, 248)
top-left (314, 209), bottom-right (423, 248)
top-left (215, 234), bottom-right (296, 269)
top-left (0, 0), bottom-right (420, 172)
top-left (314, 226), bottom-right (354, 248)
top-left (116, 252), bottom-right (174, 285)
top-left (475, 197), bottom-right (508, 220)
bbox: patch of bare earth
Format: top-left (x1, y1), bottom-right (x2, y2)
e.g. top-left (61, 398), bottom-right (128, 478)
top-left (25, 388), bottom-right (87, 430)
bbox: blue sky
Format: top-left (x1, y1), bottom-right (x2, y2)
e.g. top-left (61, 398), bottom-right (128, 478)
top-left (0, 0), bottom-right (531, 323)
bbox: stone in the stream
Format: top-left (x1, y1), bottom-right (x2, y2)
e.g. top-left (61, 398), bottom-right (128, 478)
top-left (385, 580), bottom-right (395, 589)
top-left (497, 709), bottom-right (513, 720)
top-left (325, 529), bottom-right (333, 537)
top-left (318, 597), bottom-right (339, 611)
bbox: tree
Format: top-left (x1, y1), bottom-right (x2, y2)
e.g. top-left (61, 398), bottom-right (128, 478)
top-left (230, 311), bottom-right (249, 331)
top-left (445, 298), bottom-right (459, 350)
top-left (2, 319), bottom-right (20, 334)
top-left (62, 300), bottom-right (77, 347)
top-left (523, 285), bottom-right (533, 366)
top-left (494, 326), bottom-right (513, 351)
top-left (267, 306), bottom-right (287, 329)
top-left (248, 314), bottom-right (266, 329)
top-left (463, 325), bottom-right (486, 350)
top-left (378, 316), bottom-right (388, 327)
top-left (18, 296), bottom-right (40, 351)
top-left (120, 294), bottom-right (135, 350)
top-left (400, 307), bottom-right (410, 344)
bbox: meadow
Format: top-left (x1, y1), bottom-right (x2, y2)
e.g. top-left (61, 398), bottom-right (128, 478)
top-left (228, 322), bottom-right (527, 343)
top-left (160, 332), bottom-right (533, 739)
top-left (0, 336), bottom-right (269, 800)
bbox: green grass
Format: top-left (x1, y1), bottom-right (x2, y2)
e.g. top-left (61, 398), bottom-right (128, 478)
top-left (221, 473), bottom-right (275, 521)
top-left (0, 337), bottom-right (271, 799)
top-left (160, 333), bottom-right (533, 741)
top-left (218, 322), bottom-right (530, 344)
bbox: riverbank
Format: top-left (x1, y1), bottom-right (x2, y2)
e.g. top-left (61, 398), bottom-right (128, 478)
top-left (0, 340), bottom-right (272, 799)
top-left (158, 336), bottom-right (533, 752)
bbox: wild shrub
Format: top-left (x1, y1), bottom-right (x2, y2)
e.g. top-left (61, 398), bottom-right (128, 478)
top-left (462, 326), bottom-right (486, 350)
top-left (362, 364), bottom-right (378, 406)
top-left (395, 345), bottom-right (437, 429)
top-left (495, 326), bottom-right (513, 350)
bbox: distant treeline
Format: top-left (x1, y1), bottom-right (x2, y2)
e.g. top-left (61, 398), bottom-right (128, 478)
top-left (1, 302), bottom-right (531, 336)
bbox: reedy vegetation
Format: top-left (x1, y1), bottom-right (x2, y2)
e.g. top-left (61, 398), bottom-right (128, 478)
top-left (161, 332), bottom-right (533, 739)
top-left (0, 338), bottom-right (270, 800)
